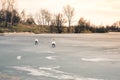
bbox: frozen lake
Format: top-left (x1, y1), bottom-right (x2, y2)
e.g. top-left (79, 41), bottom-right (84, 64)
top-left (0, 33), bottom-right (120, 80)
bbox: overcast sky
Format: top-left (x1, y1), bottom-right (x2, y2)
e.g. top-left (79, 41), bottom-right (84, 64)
top-left (14, 0), bottom-right (120, 25)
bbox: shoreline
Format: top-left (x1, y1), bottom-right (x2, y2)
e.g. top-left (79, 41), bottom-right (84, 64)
top-left (0, 32), bottom-right (120, 36)
top-left (0, 32), bottom-right (35, 36)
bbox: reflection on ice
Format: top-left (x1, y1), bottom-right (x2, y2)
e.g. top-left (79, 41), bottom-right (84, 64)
top-left (47, 51), bottom-right (55, 54)
top-left (12, 66), bottom-right (103, 80)
top-left (16, 56), bottom-right (22, 60)
top-left (39, 66), bottom-right (64, 74)
top-left (81, 58), bottom-right (120, 62)
top-left (0, 73), bottom-right (20, 80)
top-left (1, 33), bottom-right (120, 80)
top-left (46, 56), bottom-right (57, 60)
top-left (13, 66), bottom-right (50, 76)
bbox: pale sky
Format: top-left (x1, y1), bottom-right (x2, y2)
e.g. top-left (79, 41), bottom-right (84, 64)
top-left (11, 0), bottom-right (120, 25)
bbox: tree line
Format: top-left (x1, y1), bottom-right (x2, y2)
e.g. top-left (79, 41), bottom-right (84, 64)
top-left (0, 0), bottom-right (120, 33)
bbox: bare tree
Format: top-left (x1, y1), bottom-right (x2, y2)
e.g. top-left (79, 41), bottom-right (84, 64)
top-left (36, 12), bottom-right (42, 25)
top-left (20, 10), bottom-right (26, 24)
top-left (78, 17), bottom-right (87, 26)
top-left (50, 13), bottom-right (66, 33)
top-left (40, 9), bottom-right (46, 25)
top-left (56, 13), bottom-right (66, 26)
top-left (112, 21), bottom-right (120, 27)
top-left (0, 0), bottom-right (7, 10)
top-left (36, 9), bottom-right (51, 33)
top-left (7, 0), bottom-right (15, 26)
top-left (0, 0), bottom-right (16, 27)
top-left (45, 11), bottom-right (51, 26)
top-left (26, 14), bottom-right (35, 25)
top-left (7, 0), bottom-right (15, 11)
top-left (76, 17), bottom-right (91, 33)
top-left (0, 0), bottom-right (7, 26)
top-left (63, 5), bottom-right (74, 32)
top-left (38, 9), bottom-right (51, 26)
top-left (56, 13), bottom-right (66, 33)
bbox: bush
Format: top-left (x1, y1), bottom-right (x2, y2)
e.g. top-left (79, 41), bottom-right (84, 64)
top-left (81, 29), bottom-right (92, 33)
